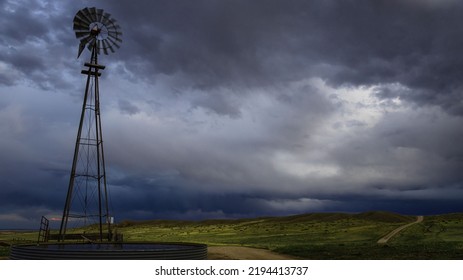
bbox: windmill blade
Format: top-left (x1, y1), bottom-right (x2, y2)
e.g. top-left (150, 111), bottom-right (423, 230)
top-left (74, 11), bottom-right (91, 24)
top-left (75, 31), bottom-right (91, 39)
top-left (108, 32), bottom-right (123, 40)
top-left (106, 36), bottom-right (120, 49)
top-left (88, 7), bottom-right (98, 22)
top-left (107, 23), bottom-right (121, 32)
top-left (109, 34), bottom-right (122, 44)
top-left (96, 9), bottom-right (104, 22)
top-left (101, 12), bottom-right (112, 26)
top-left (73, 16), bottom-right (89, 28)
top-left (73, 20), bottom-right (87, 28)
top-left (74, 17), bottom-right (89, 28)
top-left (76, 9), bottom-right (92, 22)
top-left (75, 10), bottom-right (92, 25)
top-left (104, 39), bottom-right (115, 53)
top-left (108, 18), bottom-right (118, 25)
top-left (105, 20), bottom-right (116, 31)
top-left (80, 34), bottom-right (94, 47)
top-left (101, 39), bottom-right (109, 55)
top-left (106, 23), bottom-right (121, 33)
top-left (73, 25), bottom-right (89, 33)
top-left (74, 16), bottom-right (90, 28)
top-left (109, 26), bottom-right (122, 36)
top-left (82, 8), bottom-right (94, 23)
top-left (79, 34), bottom-right (94, 45)
top-left (74, 27), bottom-right (90, 37)
top-left (73, 18), bottom-right (90, 31)
top-left (109, 36), bottom-right (122, 44)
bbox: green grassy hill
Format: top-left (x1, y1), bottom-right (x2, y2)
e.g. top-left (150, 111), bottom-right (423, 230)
top-left (354, 211), bottom-right (416, 223)
top-left (114, 211), bottom-right (462, 259)
top-left (1, 211), bottom-right (462, 259)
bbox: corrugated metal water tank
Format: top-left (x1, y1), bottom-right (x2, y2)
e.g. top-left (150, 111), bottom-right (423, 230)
top-left (10, 242), bottom-right (207, 260)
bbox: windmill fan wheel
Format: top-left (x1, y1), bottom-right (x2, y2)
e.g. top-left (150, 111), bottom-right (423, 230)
top-left (73, 7), bottom-right (123, 58)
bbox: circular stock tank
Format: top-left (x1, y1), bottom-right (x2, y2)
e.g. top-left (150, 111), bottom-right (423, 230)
top-left (10, 242), bottom-right (207, 260)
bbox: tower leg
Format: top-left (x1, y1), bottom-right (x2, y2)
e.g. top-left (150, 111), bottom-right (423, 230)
top-left (59, 46), bottom-right (110, 242)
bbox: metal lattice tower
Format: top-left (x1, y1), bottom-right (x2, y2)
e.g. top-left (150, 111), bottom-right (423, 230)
top-left (59, 7), bottom-right (122, 241)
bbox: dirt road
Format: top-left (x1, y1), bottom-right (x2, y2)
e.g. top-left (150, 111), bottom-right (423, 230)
top-left (377, 215), bottom-right (424, 244)
top-left (209, 216), bottom-right (425, 259)
top-left (208, 246), bottom-right (297, 260)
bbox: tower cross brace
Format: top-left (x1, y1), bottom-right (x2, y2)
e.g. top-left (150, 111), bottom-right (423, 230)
top-left (59, 44), bottom-right (111, 242)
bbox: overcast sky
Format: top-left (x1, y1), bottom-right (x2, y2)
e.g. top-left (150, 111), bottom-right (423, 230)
top-left (1, 0), bottom-right (463, 228)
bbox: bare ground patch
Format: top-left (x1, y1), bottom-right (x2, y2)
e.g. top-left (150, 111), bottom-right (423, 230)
top-left (208, 246), bottom-right (297, 260)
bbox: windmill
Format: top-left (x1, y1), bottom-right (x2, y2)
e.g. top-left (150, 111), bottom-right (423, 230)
top-left (58, 7), bottom-right (122, 241)
top-left (12, 7), bottom-right (206, 259)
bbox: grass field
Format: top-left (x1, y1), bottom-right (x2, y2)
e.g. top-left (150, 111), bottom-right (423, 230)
top-left (1, 211), bottom-right (462, 259)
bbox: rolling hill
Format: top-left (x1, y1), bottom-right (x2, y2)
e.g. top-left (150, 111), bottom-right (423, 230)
top-left (1, 211), bottom-right (462, 259)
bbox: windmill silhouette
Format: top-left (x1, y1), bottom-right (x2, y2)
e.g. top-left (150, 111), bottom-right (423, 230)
top-left (59, 7), bottom-right (122, 241)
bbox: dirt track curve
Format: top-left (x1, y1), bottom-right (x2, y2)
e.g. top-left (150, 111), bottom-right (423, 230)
top-left (377, 215), bottom-right (424, 244)
top-left (208, 216), bottom-right (425, 259)
top-left (208, 246), bottom-right (297, 260)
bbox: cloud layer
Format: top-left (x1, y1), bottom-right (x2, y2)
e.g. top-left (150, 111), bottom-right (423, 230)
top-left (1, 0), bottom-right (463, 228)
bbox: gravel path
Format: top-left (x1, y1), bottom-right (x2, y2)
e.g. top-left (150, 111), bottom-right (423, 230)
top-left (209, 216), bottom-right (425, 259)
top-left (377, 216), bottom-right (424, 244)
top-left (207, 246), bottom-right (297, 260)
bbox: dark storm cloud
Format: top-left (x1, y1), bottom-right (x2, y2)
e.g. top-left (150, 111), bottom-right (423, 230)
top-left (118, 99), bottom-right (140, 115)
top-left (0, 52), bottom-right (44, 75)
top-left (2, 0), bottom-right (463, 228)
top-left (0, 3), bottom-right (48, 43)
top-left (4, 0), bottom-right (463, 110)
top-left (0, 0), bottom-right (78, 89)
top-left (191, 92), bottom-right (242, 118)
top-left (0, 152), bottom-right (73, 227)
top-left (100, 0), bottom-right (463, 115)
top-left (330, 109), bottom-right (463, 191)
